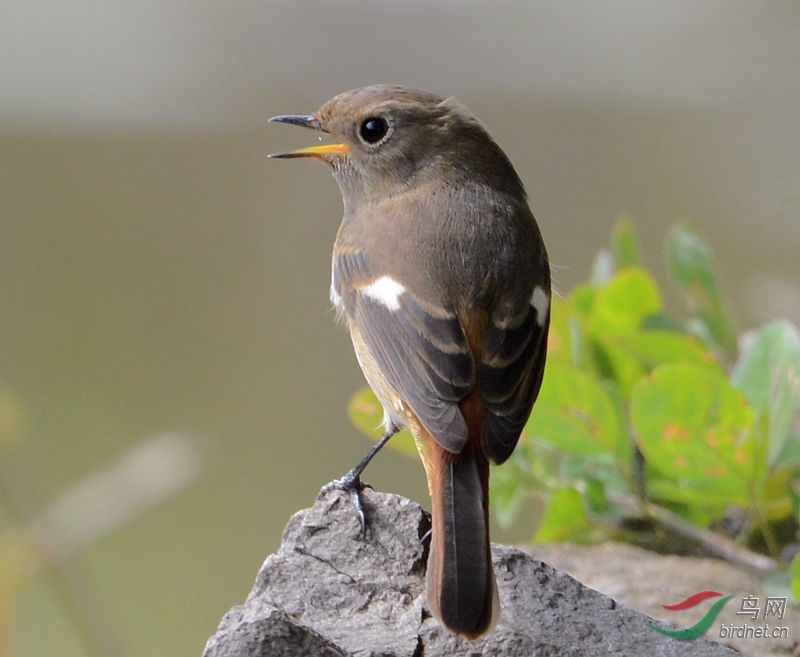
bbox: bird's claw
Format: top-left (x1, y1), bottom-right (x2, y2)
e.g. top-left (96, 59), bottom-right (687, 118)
top-left (420, 527), bottom-right (432, 546)
top-left (318, 470), bottom-right (372, 535)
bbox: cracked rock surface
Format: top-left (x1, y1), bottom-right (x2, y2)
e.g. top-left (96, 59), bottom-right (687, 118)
top-left (202, 489), bottom-right (740, 657)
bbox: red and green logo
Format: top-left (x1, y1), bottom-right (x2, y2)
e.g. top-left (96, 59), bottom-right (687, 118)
top-left (649, 591), bottom-right (733, 640)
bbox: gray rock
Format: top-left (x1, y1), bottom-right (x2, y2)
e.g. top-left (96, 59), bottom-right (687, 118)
top-left (203, 489), bottom-right (740, 656)
top-left (531, 542), bottom-right (798, 657)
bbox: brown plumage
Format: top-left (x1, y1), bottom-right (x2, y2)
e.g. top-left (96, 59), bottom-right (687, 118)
top-left (270, 85), bottom-right (550, 638)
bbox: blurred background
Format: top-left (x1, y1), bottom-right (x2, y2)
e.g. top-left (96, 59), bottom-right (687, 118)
top-left (1, 1), bottom-right (799, 655)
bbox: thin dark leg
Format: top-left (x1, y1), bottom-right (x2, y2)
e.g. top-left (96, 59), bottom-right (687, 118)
top-left (319, 428), bottom-right (398, 533)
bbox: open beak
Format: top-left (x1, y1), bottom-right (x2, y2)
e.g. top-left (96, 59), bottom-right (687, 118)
top-left (268, 114), bottom-right (349, 159)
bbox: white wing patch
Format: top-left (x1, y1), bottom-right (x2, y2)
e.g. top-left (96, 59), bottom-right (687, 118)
top-left (530, 285), bottom-right (550, 327)
top-left (329, 283), bottom-right (343, 311)
top-left (360, 276), bottom-right (406, 311)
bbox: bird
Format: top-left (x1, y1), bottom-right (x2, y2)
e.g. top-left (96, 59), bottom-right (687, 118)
top-left (269, 85), bottom-right (550, 639)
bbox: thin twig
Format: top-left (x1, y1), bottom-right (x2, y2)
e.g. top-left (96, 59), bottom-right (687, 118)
top-left (607, 491), bottom-right (779, 574)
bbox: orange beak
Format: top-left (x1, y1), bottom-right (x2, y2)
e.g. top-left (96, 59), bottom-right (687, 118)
top-left (268, 114), bottom-right (349, 159)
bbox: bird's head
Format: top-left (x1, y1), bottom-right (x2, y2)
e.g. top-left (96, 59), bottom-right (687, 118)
top-left (269, 84), bottom-right (522, 206)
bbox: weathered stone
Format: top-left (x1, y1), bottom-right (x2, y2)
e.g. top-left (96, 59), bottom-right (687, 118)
top-left (203, 489), bottom-right (741, 657)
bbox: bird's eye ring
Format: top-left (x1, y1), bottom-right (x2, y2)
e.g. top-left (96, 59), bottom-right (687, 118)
top-left (358, 117), bottom-right (390, 145)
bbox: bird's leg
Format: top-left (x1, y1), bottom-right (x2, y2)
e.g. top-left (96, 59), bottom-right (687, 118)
top-left (318, 427), bottom-right (398, 534)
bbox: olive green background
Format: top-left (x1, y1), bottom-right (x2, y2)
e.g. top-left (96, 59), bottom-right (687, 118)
top-left (2, 3), bottom-right (799, 656)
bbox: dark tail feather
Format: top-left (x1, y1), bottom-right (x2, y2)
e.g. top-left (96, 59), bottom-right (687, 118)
top-left (427, 450), bottom-right (498, 638)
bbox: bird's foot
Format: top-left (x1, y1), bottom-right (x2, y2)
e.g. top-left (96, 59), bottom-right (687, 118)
top-left (318, 469), bottom-right (373, 535)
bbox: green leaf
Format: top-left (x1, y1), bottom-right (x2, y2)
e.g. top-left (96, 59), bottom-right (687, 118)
top-left (582, 269), bottom-right (667, 392)
top-left (777, 438), bottom-right (800, 471)
top-left (667, 223), bottom-right (737, 356)
top-left (613, 330), bottom-right (716, 370)
top-left (545, 296), bottom-right (576, 364)
top-left (587, 267), bottom-right (662, 335)
top-left (759, 469), bottom-right (794, 522)
top-left (595, 329), bottom-right (719, 394)
top-left (533, 487), bottom-right (587, 542)
top-left (489, 464), bottom-right (528, 529)
top-left (791, 474), bottom-right (800, 527)
top-left (646, 478), bottom-right (729, 513)
top-left (612, 216), bottom-right (641, 268)
top-left (527, 362), bottom-right (627, 458)
top-left (590, 338), bottom-right (646, 396)
top-left (585, 478), bottom-right (609, 513)
top-left (732, 320), bottom-right (800, 466)
top-left (570, 282), bottom-right (598, 317)
top-left (791, 552), bottom-right (800, 605)
top-left (347, 387), bottom-right (418, 458)
top-left (630, 363), bottom-right (757, 506)
top-left (641, 312), bottom-right (688, 333)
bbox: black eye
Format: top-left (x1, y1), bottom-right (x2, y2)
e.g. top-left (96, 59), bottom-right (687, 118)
top-left (359, 117), bottom-right (389, 144)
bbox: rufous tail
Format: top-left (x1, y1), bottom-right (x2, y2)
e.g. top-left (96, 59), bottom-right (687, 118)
top-left (426, 444), bottom-right (498, 638)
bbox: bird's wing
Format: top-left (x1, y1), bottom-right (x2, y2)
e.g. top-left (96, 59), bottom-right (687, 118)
top-left (478, 286), bottom-right (550, 464)
top-left (334, 248), bottom-right (474, 454)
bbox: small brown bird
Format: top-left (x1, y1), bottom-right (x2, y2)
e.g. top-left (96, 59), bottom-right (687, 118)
top-left (270, 85), bottom-right (550, 638)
